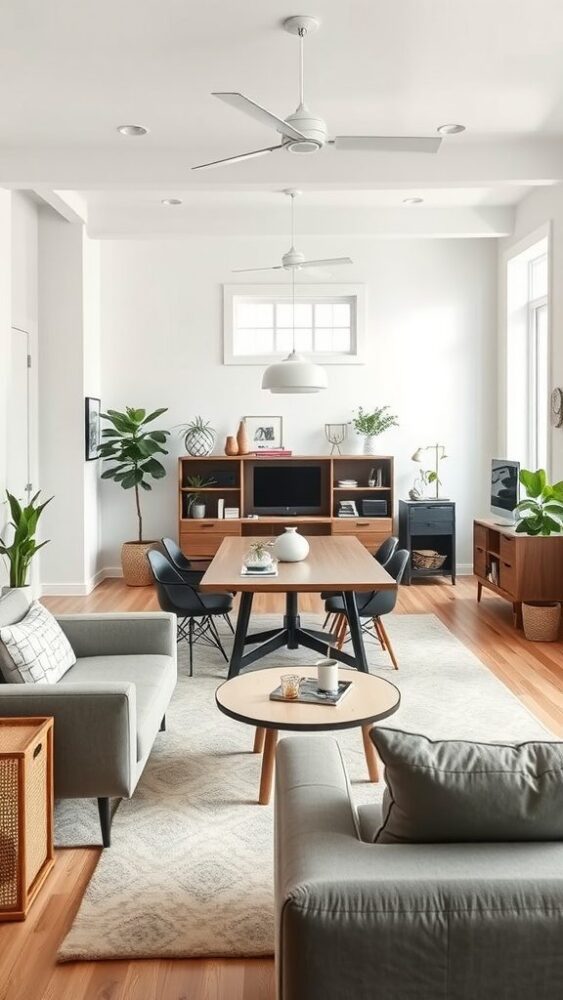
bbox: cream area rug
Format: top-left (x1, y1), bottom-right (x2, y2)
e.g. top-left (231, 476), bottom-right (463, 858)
top-left (57, 613), bottom-right (549, 962)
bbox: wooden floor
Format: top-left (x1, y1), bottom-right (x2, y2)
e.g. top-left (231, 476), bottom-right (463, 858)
top-left (2, 576), bottom-right (563, 1000)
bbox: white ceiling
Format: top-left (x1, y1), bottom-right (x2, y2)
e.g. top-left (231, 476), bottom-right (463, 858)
top-left (3, 0), bottom-right (563, 234)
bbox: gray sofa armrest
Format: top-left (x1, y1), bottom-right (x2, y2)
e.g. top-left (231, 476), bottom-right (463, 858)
top-left (0, 682), bottom-right (136, 798)
top-left (55, 612), bottom-right (176, 660)
top-left (275, 736), bottom-right (563, 1000)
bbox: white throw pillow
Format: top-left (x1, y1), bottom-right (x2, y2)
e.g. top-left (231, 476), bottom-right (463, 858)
top-left (0, 601), bottom-right (76, 683)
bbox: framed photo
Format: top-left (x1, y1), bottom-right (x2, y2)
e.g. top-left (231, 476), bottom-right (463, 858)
top-left (85, 397), bottom-right (101, 461)
top-left (244, 415), bottom-right (283, 450)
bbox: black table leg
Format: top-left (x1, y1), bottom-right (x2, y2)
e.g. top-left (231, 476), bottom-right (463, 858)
top-left (343, 590), bottom-right (369, 673)
top-left (228, 591), bottom-right (254, 679)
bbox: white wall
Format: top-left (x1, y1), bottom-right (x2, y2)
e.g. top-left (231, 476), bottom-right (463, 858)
top-left (99, 235), bottom-right (498, 570)
top-left (0, 190), bottom-right (12, 586)
top-left (498, 184), bottom-right (563, 479)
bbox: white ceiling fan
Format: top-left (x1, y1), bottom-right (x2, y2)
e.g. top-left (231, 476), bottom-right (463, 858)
top-left (232, 189), bottom-right (352, 273)
top-left (192, 14), bottom-right (442, 172)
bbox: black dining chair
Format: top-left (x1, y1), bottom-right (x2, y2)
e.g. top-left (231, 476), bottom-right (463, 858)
top-left (148, 549), bottom-right (233, 676)
top-left (322, 535), bottom-right (399, 630)
top-left (161, 537), bottom-right (234, 634)
top-left (324, 548), bottom-right (410, 670)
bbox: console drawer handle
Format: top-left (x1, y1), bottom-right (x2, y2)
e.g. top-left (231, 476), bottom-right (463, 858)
top-left (356, 521), bottom-right (370, 526)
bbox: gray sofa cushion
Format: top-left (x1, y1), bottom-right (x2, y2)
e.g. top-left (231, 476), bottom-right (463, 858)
top-left (371, 727), bottom-right (563, 844)
top-left (62, 654), bottom-right (176, 761)
top-left (0, 589), bottom-right (32, 683)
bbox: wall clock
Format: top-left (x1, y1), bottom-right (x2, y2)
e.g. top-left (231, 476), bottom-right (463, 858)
top-left (551, 388), bottom-right (563, 428)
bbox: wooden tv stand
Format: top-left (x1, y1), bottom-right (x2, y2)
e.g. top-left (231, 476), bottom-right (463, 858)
top-left (178, 455), bottom-right (394, 560)
top-left (473, 518), bottom-right (563, 626)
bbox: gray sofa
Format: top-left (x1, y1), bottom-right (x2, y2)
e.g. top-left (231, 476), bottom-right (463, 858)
top-left (0, 590), bottom-right (177, 846)
top-left (275, 735), bottom-right (563, 1000)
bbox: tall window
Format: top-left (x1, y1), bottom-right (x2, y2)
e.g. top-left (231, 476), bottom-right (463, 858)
top-left (223, 284), bottom-right (365, 365)
top-left (506, 233), bottom-right (549, 471)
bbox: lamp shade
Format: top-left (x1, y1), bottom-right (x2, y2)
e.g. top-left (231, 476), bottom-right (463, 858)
top-left (262, 351), bottom-right (328, 394)
top-left (411, 448), bottom-right (425, 462)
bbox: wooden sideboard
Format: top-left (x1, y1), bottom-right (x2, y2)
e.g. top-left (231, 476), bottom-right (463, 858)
top-left (473, 518), bottom-right (563, 624)
top-left (178, 455), bottom-right (394, 560)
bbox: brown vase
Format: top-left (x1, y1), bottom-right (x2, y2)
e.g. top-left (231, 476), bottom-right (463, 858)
top-left (121, 541), bottom-right (155, 587)
top-left (224, 435), bottom-right (239, 456)
top-left (236, 419), bottom-right (251, 455)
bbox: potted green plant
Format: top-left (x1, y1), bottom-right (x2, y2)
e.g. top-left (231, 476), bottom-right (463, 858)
top-left (243, 540), bottom-right (274, 570)
top-left (352, 406), bottom-right (399, 455)
top-left (179, 416), bottom-right (216, 457)
top-left (99, 406), bottom-right (169, 586)
top-left (185, 474), bottom-right (216, 519)
top-left (0, 490), bottom-right (53, 596)
top-left (515, 468), bottom-right (563, 641)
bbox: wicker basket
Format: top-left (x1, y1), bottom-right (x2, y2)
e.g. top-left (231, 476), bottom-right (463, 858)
top-left (412, 549), bottom-right (447, 571)
top-left (121, 541), bottom-right (155, 587)
top-left (522, 602), bottom-right (561, 642)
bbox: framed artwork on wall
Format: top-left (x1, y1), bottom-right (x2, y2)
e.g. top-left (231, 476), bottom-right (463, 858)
top-left (85, 397), bottom-right (101, 460)
top-left (244, 415), bottom-right (283, 450)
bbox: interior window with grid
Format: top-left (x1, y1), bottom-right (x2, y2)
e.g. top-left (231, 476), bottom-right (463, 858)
top-left (224, 285), bottom-right (364, 365)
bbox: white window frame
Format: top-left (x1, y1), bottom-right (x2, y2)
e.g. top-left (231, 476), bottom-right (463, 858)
top-left (223, 283), bottom-right (366, 365)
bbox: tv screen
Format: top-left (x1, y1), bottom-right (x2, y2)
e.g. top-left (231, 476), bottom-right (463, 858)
top-left (253, 465), bottom-right (322, 513)
top-left (491, 459), bottom-right (519, 517)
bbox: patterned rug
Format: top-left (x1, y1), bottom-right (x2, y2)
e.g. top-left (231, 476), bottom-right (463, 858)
top-left (57, 613), bottom-right (548, 962)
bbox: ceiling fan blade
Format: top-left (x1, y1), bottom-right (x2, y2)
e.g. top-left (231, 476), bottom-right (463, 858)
top-left (191, 142), bottom-right (286, 171)
top-left (334, 136), bottom-right (442, 154)
top-left (213, 92), bottom-right (308, 142)
top-left (232, 265), bottom-right (284, 273)
top-left (299, 257), bottom-right (353, 268)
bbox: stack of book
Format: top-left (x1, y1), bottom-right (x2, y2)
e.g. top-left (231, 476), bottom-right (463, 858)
top-left (224, 507), bottom-right (240, 519)
top-left (252, 448), bottom-right (293, 457)
top-left (338, 499), bottom-right (359, 518)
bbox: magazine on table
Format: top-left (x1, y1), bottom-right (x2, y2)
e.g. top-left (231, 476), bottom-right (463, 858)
top-left (270, 678), bottom-right (352, 706)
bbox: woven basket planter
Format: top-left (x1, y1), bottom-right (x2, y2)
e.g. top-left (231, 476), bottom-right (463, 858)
top-left (121, 542), bottom-right (155, 587)
top-left (412, 549), bottom-right (447, 571)
top-left (522, 602), bottom-right (561, 642)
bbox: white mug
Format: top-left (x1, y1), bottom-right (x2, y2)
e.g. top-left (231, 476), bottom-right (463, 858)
top-left (316, 658), bottom-right (339, 693)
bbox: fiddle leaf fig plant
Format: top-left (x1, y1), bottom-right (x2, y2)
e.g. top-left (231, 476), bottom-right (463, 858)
top-left (515, 468), bottom-right (563, 535)
top-left (99, 407), bottom-right (169, 542)
top-left (0, 490), bottom-right (53, 587)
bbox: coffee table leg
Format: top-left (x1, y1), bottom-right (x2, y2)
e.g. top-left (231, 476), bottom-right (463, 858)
top-left (361, 725), bottom-right (380, 782)
top-left (258, 729), bottom-right (278, 805)
top-left (253, 727), bottom-right (266, 754)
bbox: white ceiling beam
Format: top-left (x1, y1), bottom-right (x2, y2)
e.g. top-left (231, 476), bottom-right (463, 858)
top-left (32, 188), bottom-right (88, 223)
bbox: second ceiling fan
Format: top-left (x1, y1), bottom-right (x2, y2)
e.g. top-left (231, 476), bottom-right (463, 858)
top-left (193, 14), bottom-right (442, 171)
top-left (232, 189), bottom-right (352, 273)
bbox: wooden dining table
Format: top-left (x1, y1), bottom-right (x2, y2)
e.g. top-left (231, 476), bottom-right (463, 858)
top-left (199, 535), bottom-right (397, 679)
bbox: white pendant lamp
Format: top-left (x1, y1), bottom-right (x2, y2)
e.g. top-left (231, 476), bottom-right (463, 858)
top-left (262, 218), bottom-right (327, 394)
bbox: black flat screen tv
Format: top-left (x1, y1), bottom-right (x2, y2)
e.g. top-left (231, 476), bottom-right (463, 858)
top-left (253, 464), bottom-right (322, 515)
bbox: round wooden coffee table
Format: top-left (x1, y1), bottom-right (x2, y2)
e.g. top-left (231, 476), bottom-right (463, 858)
top-left (215, 666), bottom-right (401, 805)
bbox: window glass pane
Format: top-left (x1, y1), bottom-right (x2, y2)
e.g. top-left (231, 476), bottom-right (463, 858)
top-left (530, 255), bottom-right (548, 300)
top-left (315, 329), bottom-right (333, 352)
top-left (276, 303), bottom-right (294, 328)
top-left (535, 303), bottom-right (548, 470)
top-left (236, 302), bottom-right (273, 328)
top-left (293, 303), bottom-right (312, 327)
top-left (234, 329), bottom-right (274, 354)
top-left (275, 330), bottom-right (293, 353)
top-left (333, 330), bottom-right (352, 352)
top-left (315, 303), bottom-right (333, 326)
top-left (294, 329), bottom-right (313, 352)
top-left (333, 303), bottom-right (351, 326)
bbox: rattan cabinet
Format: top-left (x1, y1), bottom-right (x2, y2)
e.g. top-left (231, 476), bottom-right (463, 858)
top-left (0, 717), bottom-right (54, 921)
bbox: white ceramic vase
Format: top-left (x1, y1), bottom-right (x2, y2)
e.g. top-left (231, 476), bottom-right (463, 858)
top-left (1, 585), bottom-right (32, 600)
top-left (191, 504), bottom-right (206, 519)
top-left (273, 527), bottom-right (310, 563)
top-left (363, 435), bottom-right (378, 455)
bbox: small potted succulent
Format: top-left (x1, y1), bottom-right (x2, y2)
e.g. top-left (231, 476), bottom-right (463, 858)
top-left (185, 474), bottom-right (216, 519)
top-left (179, 416), bottom-right (216, 457)
top-left (352, 405), bottom-right (399, 455)
top-left (243, 540), bottom-right (275, 570)
top-left (515, 468), bottom-right (563, 641)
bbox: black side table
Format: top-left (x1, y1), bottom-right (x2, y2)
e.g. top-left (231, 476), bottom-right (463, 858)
top-left (398, 499), bottom-right (456, 585)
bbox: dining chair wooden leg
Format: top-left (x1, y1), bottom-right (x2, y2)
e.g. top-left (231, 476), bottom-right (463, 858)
top-left (373, 617), bottom-right (386, 649)
top-left (377, 618), bottom-right (398, 670)
top-left (253, 727), bottom-right (266, 754)
top-left (361, 725), bottom-right (380, 782)
top-left (259, 729), bottom-right (278, 805)
top-left (336, 613), bottom-right (348, 650)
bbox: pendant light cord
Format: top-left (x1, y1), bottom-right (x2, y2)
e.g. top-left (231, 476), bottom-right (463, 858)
top-left (298, 28), bottom-right (305, 107)
top-left (291, 265), bottom-right (296, 354)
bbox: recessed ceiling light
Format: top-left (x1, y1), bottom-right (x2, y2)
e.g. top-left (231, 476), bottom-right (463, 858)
top-left (161, 198), bottom-right (182, 206)
top-left (437, 123), bottom-right (466, 135)
top-left (403, 197), bottom-right (424, 205)
top-left (117, 124), bottom-right (149, 137)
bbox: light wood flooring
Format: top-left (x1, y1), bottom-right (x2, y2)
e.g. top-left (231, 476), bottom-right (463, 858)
top-left (2, 576), bottom-right (563, 1000)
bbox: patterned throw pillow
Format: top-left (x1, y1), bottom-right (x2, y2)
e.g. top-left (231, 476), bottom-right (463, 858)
top-left (0, 601), bottom-right (76, 683)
